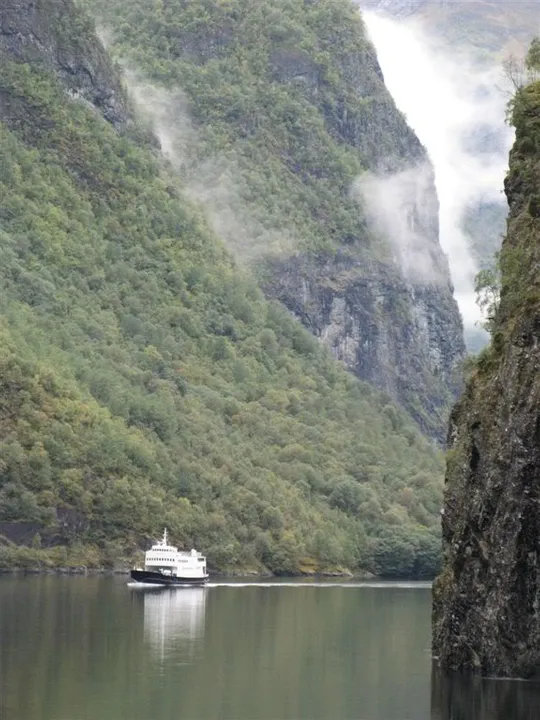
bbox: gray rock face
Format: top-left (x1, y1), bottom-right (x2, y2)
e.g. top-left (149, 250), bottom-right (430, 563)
top-left (0, 0), bottom-right (128, 126)
top-left (433, 323), bottom-right (540, 676)
top-left (433, 85), bottom-right (540, 677)
top-left (261, 32), bottom-right (464, 441)
top-left (263, 250), bottom-right (463, 440)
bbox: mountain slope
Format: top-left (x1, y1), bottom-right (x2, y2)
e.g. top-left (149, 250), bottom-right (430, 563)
top-left (0, 0), bottom-right (444, 576)
top-left (433, 80), bottom-right (540, 675)
top-left (84, 0), bottom-right (465, 441)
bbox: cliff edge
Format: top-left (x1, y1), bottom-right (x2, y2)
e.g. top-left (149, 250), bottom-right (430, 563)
top-left (433, 81), bottom-right (540, 677)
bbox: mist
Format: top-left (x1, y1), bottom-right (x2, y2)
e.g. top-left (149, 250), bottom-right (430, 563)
top-left (353, 162), bottom-right (447, 286)
top-left (123, 73), bottom-right (297, 265)
top-left (362, 11), bottom-right (514, 347)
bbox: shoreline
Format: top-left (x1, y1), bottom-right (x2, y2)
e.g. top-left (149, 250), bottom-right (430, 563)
top-left (0, 566), bottom-right (434, 582)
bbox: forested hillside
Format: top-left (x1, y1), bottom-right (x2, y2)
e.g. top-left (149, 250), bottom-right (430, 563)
top-left (0, 0), bottom-right (445, 576)
top-left (84, 0), bottom-right (464, 440)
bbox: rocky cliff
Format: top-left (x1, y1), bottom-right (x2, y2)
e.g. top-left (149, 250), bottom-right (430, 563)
top-left (87, 0), bottom-right (465, 440)
top-left (433, 81), bottom-right (540, 676)
top-left (0, 0), bottom-right (128, 126)
top-left (262, 249), bottom-right (462, 438)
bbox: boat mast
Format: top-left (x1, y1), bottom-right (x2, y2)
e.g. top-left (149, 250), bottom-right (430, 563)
top-left (163, 528), bottom-right (168, 546)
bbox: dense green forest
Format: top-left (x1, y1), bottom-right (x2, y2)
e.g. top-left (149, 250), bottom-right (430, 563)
top-left (0, 0), bottom-right (446, 577)
top-left (83, 0), bottom-right (464, 441)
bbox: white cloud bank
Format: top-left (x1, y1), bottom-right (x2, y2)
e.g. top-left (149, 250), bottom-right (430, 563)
top-left (362, 11), bottom-right (513, 335)
top-left (353, 162), bottom-right (447, 285)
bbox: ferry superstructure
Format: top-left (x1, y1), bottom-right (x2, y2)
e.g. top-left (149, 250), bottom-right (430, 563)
top-left (130, 530), bottom-right (208, 586)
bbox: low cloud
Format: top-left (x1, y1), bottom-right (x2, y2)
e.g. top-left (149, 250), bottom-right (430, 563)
top-left (362, 11), bottom-right (513, 339)
top-left (122, 71), bottom-right (297, 264)
top-left (353, 162), bottom-right (448, 286)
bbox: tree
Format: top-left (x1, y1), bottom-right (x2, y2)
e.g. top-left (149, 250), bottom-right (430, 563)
top-left (503, 55), bottom-right (528, 92)
top-left (474, 255), bottom-right (500, 333)
top-left (526, 37), bottom-right (540, 74)
top-left (503, 37), bottom-right (540, 92)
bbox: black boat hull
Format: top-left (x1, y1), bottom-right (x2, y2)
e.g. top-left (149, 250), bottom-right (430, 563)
top-left (130, 570), bottom-right (209, 586)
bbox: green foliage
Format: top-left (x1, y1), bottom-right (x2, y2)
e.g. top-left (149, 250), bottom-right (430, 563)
top-left (474, 255), bottom-right (501, 333)
top-left (372, 526), bottom-right (441, 578)
top-left (84, 0), bottom-right (376, 258)
top-left (0, 16), bottom-right (444, 575)
top-left (496, 75), bottom-right (540, 327)
top-left (526, 37), bottom-right (540, 73)
top-left (81, 0), bottom-right (432, 273)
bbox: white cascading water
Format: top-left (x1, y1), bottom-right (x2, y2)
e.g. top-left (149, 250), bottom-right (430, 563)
top-left (362, 11), bottom-right (514, 347)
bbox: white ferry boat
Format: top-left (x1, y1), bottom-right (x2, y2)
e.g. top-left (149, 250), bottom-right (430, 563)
top-left (130, 529), bottom-right (209, 586)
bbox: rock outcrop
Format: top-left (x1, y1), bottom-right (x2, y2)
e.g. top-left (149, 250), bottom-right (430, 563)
top-left (0, 0), bottom-right (128, 126)
top-left (263, 249), bottom-right (463, 439)
top-left (433, 82), bottom-right (540, 677)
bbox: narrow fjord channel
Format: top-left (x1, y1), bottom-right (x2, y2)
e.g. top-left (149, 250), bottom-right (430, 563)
top-left (1, 577), bottom-right (540, 719)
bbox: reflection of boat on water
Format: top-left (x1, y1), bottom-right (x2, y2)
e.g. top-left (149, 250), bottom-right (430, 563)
top-left (130, 529), bottom-right (208, 586)
top-left (133, 586), bottom-right (207, 661)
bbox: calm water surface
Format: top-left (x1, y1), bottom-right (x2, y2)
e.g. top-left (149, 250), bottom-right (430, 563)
top-left (0, 576), bottom-right (539, 719)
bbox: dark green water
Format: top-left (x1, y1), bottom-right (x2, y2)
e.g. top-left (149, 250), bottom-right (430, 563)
top-left (0, 577), bottom-right (539, 720)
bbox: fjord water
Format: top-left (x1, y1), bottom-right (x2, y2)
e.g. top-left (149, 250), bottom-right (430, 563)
top-left (0, 577), bottom-right (539, 720)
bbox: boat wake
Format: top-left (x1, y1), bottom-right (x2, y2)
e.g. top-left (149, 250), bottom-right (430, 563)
top-left (205, 581), bottom-right (432, 589)
top-left (128, 580), bottom-right (431, 589)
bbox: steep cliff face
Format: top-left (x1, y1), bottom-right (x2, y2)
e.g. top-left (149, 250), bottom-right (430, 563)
top-left (0, 0), bottom-right (128, 125)
top-left (259, 26), bottom-right (464, 438)
top-left (86, 0), bottom-right (464, 440)
top-left (262, 250), bottom-right (462, 438)
top-left (433, 82), bottom-right (540, 677)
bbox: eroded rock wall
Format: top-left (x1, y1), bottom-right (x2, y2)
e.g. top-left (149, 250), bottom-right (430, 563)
top-left (433, 82), bottom-right (540, 677)
top-left (0, 0), bottom-right (128, 125)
